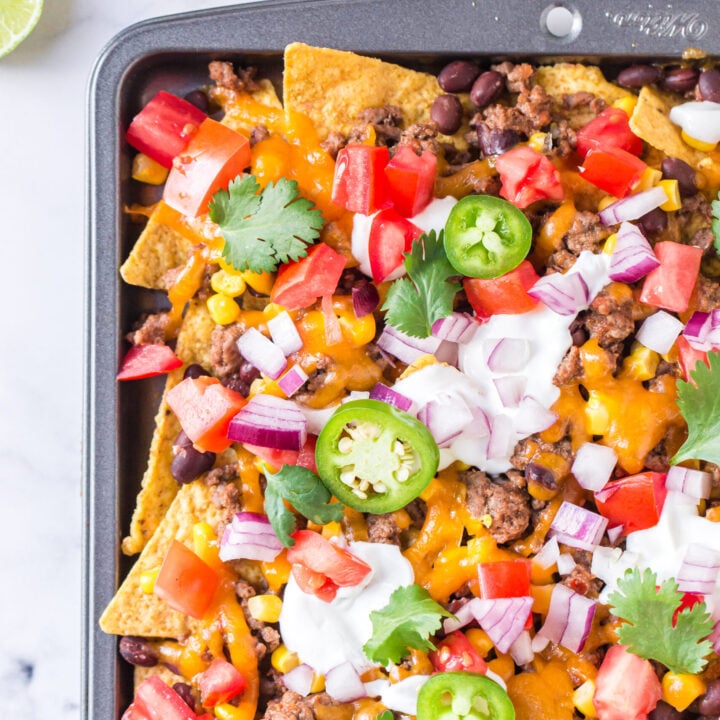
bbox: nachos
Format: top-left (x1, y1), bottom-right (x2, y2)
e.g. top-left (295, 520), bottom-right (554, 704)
top-left (101, 45), bottom-right (720, 720)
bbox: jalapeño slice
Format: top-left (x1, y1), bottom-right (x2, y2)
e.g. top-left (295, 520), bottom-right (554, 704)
top-left (416, 672), bottom-right (516, 720)
top-left (315, 399), bottom-right (439, 514)
top-left (444, 195), bottom-right (532, 279)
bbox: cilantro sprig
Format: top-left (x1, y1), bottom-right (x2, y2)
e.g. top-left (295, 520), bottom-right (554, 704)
top-left (608, 568), bottom-right (713, 674)
top-left (712, 191), bottom-right (720, 254)
top-left (264, 465), bottom-right (344, 547)
top-left (209, 174), bottom-right (324, 274)
top-left (382, 230), bottom-right (461, 339)
top-left (362, 584), bottom-right (453, 665)
top-left (672, 350), bottom-right (720, 465)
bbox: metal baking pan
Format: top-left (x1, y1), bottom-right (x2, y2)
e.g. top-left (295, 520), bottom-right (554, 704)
top-left (83, 0), bottom-right (720, 717)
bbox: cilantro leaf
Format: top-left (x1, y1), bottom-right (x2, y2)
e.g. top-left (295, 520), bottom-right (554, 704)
top-left (362, 584), bottom-right (453, 665)
top-left (672, 350), bottom-right (720, 465)
top-left (608, 568), bottom-right (713, 674)
top-left (209, 174), bottom-right (324, 274)
top-left (712, 192), bottom-right (720, 254)
top-left (376, 712), bottom-right (394, 720)
top-left (382, 230), bottom-right (461, 338)
top-left (264, 465), bottom-right (345, 547)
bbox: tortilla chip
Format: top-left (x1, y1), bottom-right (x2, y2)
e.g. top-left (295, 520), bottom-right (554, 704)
top-left (100, 481), bottom-right (224, 638)
top-left (283, 42), bottom-right (470, 148)
top-left (536, 63), bottom-right (631, 106)
top-left (134, 664), bottom-right (182, 690)
top-left (629, 86), bottom-right (703, 168)
top-left (121, 301), bottom-right (218, 556)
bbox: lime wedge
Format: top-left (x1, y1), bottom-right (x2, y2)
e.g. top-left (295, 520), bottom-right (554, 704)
top-left (0, 0), bottom-right (43, 58)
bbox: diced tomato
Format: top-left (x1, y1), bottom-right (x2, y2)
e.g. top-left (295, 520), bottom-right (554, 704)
top-left (640, 242), bottom-right (703, 313)
top-left (154, 540), bottom-right (219, 619)
top-left (578, 146), bottom-right (647, 198)
top-left (117, 344), bottom-right (183, 381)
top-left (676, 336), bottom-right (713, 383)
top-left (121, 703), bottom-right (149, 720)
top-left (244, 435), bottom-right (318, 473)
top-left (331, 144), bottom-right (391, 215)
top-left (197, 658), bottom-right (247, 707)
top-left (133, 675), bottom-right (199, 720)
top-left (163, 118), bottom-right (251, 217)
top-left (126, 91), bottom-right (207, 169)
top-left (384, 145), bottom-right (437, 217)
top-left (463, 260), bottom-right (540, 318)
top-left (594, 471), bottom-right (667, 535)
top-left (166, 376), bottom-right (246, 453)
top-left (429, 631), bottom-right (488, 674)
top-left (368, 208), bottom-right (424, 282)
top-left (575, 108), bottom-right (643, 159)
top-left (495, 146), bottom-right (564, 209)
top-left (593, 645), bottom-right (662, 720)
top-left (270, 243), bottom-right (346, 310)
top-left (286, 529), bottom-right (372, 602)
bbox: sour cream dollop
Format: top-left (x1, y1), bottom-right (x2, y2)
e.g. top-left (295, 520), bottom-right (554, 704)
top-left (669, 101), bottom-right (720, 144)
top-left (279, 541), bottom-right (414, 674)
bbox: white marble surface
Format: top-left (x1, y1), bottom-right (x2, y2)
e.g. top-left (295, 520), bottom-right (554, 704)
top-left (0, 1), bottom-right (260, 717)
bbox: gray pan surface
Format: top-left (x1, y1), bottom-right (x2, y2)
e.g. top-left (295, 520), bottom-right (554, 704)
top-left (84, 0), bottom-right (720, 717)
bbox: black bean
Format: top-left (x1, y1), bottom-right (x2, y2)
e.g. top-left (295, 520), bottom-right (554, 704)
top-left (221, 361), bottom-right (261, 397)
top-left (617, 64), bottom-right (662, 89)
top-left (430, 94), bottom-right (463, 135)
top-left (184, 89), bottom-right (209, 113)
top-left (438, 60), bottom-right (480, 93)
top-left (637, 207), bottom-right (668, 236)
top-left (569, 316), bottom-right (588, 347)
top-left (525, 463), bottom-right (558, 490)
top-left (661, 157), bottom-right (698, 197)
top-left (183, 363), bottom-right (210, 380)
top-left (697, 679), bottom-right (720, 715)
top-left (477, 124), bottom-right (519, 156)
top-left (171, 442), bottom-right (216, 484)
top-left (118, 636), bottom-right (158, 667)
top-left (663, 67), bottom-right (700, 94)
top-left (172, 683), bottom-right (197, 712)
top-left (698, 68), bottom-right (720, 103)
top-left (649, 700), bottom-right (687, 720)
top-left (470, 70), bottom-right (504, 108)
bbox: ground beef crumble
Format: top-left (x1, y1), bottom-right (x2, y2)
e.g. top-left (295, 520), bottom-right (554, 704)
top-left (209, 323), bottom-right (245, 377)
top-left (208, 61), bottom-right (259, 93)
top-left (126, 312), bottom-right (169, 346)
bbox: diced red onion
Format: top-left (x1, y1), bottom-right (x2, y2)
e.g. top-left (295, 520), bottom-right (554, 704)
top-left (487, 414), bottom-right (514, 460)
top-left (514, 395), bottom-right (558, 435)
top-left (549, 501), bottom-right (608, 551)
top-left (369, 383), bottom-right (416, 413)
top-left (472, 596), bottom-right (534, 653)
top-left (636, 311), bottom-right (684, 355)
top-left (432, 313), bottom-right (477, 344)
top-left (282, 664), bottom-right (314, 697)
top-left (325, 661), bottom-right (367, 703)
top-left (321, 295), bottom-right (343, 346)
top-left (534, 583), bottom-right (596, 653)
top-left (219, 512), bottom-right (283, 562)
top-left (236, 327), bottom-right (287, 380)
top-left (666, 465), bottom-right (712, 499)
top-left (677, 543), bottom-right (720, 595)
top-left (465, 407), bottom-right (491, 438)
top-left (417, 393), bottom-right (473, 447)
top-left (443, 598), bottom-right (480, 634)
top-left (493, 375), bottom-right (526, 408)
top-left (352, 283), bottom-right (380, 318)
top-left (509, 630), bottom-right (534, 666)
top-left (557, 553), bottom-right (577, 576)
top-left (267, 311), bottom-right (303, 356)
top-left (608, 222), bottom-right (660, 283)
top-left (606, 525), bottom-right (624, 546)
top-left (571, 442), bottom-right (618, 492)
top-left (528, 271), bottom-right (589, 316)
top-left (434, 340), bottom-right (459, 367)
top-left (277, 365), bottom-right (309, 397)
top-left (598, 186), bottom-right (668, 226)
top-left (533, 537), bottom-right (560, 570)
top-left (710, 619), bottom-right (720, 655)
top-left (706, 309), bottom-right (720, 346)
top-left (227, 394), bottom-right (307, 450)
top-left (376, 324), bottom-right (442, 364)
top-left (484, 338), bottom-right (531, 373)
top-left (684, 311), bottom-right (711, 349)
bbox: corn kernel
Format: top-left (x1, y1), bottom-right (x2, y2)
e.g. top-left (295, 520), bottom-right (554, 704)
top-left (131, 153), bottom-right (169, 185)
top-left (247, 594), bottom-right (283, 623)
top-left (215, 704), bottom-right (247, 720)
top-left (603, 232), bottom-right (618, 255)
top-left (271, 644), bottom-right (300, 674)
top-left (528, 132), bottom-right (549, 153)
top-left (217, 256), bottom-right (243, 275)
top-left (193, 522), bottom-right (216, 557)
top-left (488, 654), bottom-right (515, 682)
top-left (465, 628), bottom-right (494, 658)
top-left (310, 673), bottom-right (325, 693)
top-left (662, 671), bottom-right (706, 711)
top-left (585, 390), bottom-right (610, 435)
top-left (634, 167), bottom-right (663, 192)
top-left (622, 342), bottom-right (660, 381)
top-left (243, 270), bottom-right (275, 295)
top-left (139, 567), bottom-right (160, 594)
top-left (321, 521), bottom-right (342, 539)
top-left (597, 195), bottom-right (618, 211)
top-left (706, 505), bottom-right (720, 522)
top-left (207, 293), bottom-right (241, 325)
top-left (682, 129), bottom-right (717, 152)
top-left (612, 95), bottom-right (638, 116)
top-left (573, 679), bottom-right (597, 717)
top-left (249, 376), bottom-right (284, 398)
top-left (211, 269), bottom-right (247, 298)
top-left (659, 178), bottom-right (682, 211)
